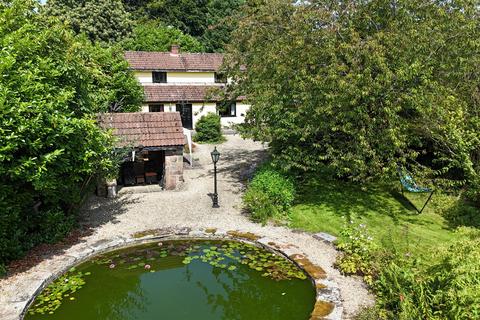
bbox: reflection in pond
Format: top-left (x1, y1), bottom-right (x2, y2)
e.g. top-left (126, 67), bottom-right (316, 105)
top-left (25, 240), bottom-right (316, 320)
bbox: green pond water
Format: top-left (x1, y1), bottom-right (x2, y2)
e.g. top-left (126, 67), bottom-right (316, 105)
top-left (25, 240), bottom-right (316, 320)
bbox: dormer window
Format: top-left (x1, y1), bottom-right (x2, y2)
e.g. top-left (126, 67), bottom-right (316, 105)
top-left (152, 71), bottom-right (167, 83)
top-left (214, 72), bottom-right (227, 83)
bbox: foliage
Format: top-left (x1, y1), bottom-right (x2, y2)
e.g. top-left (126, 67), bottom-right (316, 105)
top-left (225, 0), bottom-right (480, 196)
top-left (193, 113), bottom-right (224, 143)
top-left (44, 0), bottom-right (133, 44)
top-left (353, 306), bottom-right (383, 320)
top-left (199, 0), bottom-right (245, 52)
top-left (29, 268), bottom-right (91, 316)
top-left (335, 220), bottom-right (379, 285)
top-left (85, 44), bottom-right (144, 112)
top-left (123, 0), bottom-right (245, 52)
top-left (121, 21), bottom-right (204, 52)
top-left (289, 175), bottom-right (480, 318)
top-left (0, 1), bottom-right (139, 268)
top-left (34, 209), bottom-right (76, 244)
top-left (375, 229), bottom-right (480, 320)
top-left (243, 165), bottom-right (295, 223)
top-left (432, 193), bottom-right (480, 229)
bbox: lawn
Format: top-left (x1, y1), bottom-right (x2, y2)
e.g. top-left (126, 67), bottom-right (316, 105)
top-left (289, 177), bottom-right (477, 256)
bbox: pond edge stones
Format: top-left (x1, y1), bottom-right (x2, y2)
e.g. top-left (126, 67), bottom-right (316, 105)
top-left (20, 228), bottom-right (343, 320)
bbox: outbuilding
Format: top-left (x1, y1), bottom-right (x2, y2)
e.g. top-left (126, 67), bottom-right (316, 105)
top-left (98, 112), bottom-right (185, 191)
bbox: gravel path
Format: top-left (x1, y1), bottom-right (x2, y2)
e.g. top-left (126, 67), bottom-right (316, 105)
top-left (0, 135), bottom-right (373, 319)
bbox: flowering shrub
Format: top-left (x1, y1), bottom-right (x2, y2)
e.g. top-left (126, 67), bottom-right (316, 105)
top-left (335, 220), bottom-right (379, 285)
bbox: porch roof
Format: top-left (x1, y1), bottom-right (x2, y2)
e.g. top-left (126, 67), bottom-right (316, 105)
top-left (98, 112), bottom-right (185, 148)
top-left (143, 85), bottom-right (246, 103)
top-left (144, 85), bottom-right (219, 103)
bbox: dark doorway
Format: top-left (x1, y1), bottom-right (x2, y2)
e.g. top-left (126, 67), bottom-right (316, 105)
top-left (176, 103), bottom-right (193, 129)
top-left (120, 150), bottom-right (165, 186)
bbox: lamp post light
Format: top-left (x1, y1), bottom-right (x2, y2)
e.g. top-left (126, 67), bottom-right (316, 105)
top-left (210, 146), bottom-right (220, 208)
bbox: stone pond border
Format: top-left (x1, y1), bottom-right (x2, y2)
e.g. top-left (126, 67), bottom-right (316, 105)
top-left (20, 227), bottom-right (343, 320)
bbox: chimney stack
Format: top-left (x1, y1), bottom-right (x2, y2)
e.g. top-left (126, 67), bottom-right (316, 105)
top-left (170, 44), bottom-right (180, 55)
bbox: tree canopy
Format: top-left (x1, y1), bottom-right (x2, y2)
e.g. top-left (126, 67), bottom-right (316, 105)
top-left (123, 0), bottom-right (245, 52)
top-left (44, 0), bottom-right (133, 43)
top-left (226, 0), bottom-right (480, 202)
top-left (121, 21), bottom-right (204, 52)
top-left (0, 0), bottom-right (142, 269)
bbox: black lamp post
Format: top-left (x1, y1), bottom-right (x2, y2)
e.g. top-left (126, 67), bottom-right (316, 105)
top-left (210, 146), bottom-right (220, 208)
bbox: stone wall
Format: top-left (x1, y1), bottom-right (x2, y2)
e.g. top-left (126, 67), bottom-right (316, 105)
top-left (163, 148), bottom-right (184, 190)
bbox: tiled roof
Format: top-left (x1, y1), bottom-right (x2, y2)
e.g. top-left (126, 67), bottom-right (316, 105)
top-left (98, 112), bottom-right (184, 147)
top-left (143, 85), bottom-right (245, 102)
top-left (144, 85), bottom-right (220, 102)
top-left (125, 51), bottom-right (224, 71)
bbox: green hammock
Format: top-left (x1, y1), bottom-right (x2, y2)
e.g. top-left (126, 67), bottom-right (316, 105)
top-left (397, 167), bottom-right (434, 214)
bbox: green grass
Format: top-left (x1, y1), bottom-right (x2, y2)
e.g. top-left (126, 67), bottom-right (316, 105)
top-left (290, 177), bottom-right (478, 256)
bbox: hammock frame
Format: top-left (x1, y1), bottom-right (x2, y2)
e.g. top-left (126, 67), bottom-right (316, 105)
top-left (397, 167), bottom-right (435, 214)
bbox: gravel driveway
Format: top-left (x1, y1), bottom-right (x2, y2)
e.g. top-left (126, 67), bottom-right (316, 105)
top-left (0, 135), bottom-right (373, 319)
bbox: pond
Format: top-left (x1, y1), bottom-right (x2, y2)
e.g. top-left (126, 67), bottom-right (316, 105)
top-left (25, 240), bottom-right (316, 320)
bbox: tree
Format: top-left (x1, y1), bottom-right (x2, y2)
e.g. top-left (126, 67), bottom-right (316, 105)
top-left (142, 0), bottom-right (210, 37)
top-left (121, 21), bottom-right (204, 52)
top-left (0, 0), bottom-right (141, 270)
top-left (225, 0), bottom-right (480, 199)
top-left (122, 0), bottom-right (245, 52)
top-left (200, 0), bottom-right (245, 52)
top-left (44, 0), bottom-right (133, 43)
top-left (87, 44), bottom-right (145, 112)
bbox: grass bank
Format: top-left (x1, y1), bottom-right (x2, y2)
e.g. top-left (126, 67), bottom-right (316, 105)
top-left (289, 177), bottom-right (478, 256)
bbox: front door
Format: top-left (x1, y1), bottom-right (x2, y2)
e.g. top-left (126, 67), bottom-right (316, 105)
top-left (176, 103), bottom-right (193, 129)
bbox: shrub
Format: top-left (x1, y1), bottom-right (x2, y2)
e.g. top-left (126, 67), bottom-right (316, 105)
top-left (375, 228), bottom-right (480, 319)
top-left (434, 193), bottom-right (480, 228)
top-left (36, 209), bottom-right (76, 244)
top-left (335, 220), bottom-right (379, 286)
top-left (243, 165), bottom-right (295, 223)
top-left (193, 113), bottom-right (224, 143)
top-left (353, 306), bottom-right (384, 320)
top-left (0, 1), bottom-right (128, 270)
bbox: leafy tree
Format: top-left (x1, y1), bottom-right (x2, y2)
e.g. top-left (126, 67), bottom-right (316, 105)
top-left (200, 0), bottom-right (245, 52)
top-left (142, 0), bottom-right (209, 37)
top-left (121, 21), bottom-right (204, 52)
top-left (123, 0), bottom-right (245, 52)
top-left (87, 44), bottom-right (145, 112)
top-left (44, 0), bottom-right (133, 43)
top-left (225, 0), bottom-right (480, 201)
top-left (0, 0), bottom-right (140, 270)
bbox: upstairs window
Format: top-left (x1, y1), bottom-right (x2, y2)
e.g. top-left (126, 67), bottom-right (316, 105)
top-left (152, 71), bottom-right (167, 83)
top-left (214, 72), bottom-right (227, 83)
top-left (217, 102), bottom-right (236, 117)
top-left (149, 104), bottom-right (164, 112)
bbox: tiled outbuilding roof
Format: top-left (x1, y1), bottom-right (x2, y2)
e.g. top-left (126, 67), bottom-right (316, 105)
top-left (98, 112), bottom-right (184, 147)
top-left (125, 51), bottom-right (224, 71)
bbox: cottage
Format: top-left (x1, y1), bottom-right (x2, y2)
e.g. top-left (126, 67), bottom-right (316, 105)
top-left (125, 45), bottom-right (249, 129)
top-left (98, 112), bottom-right (185, 190)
